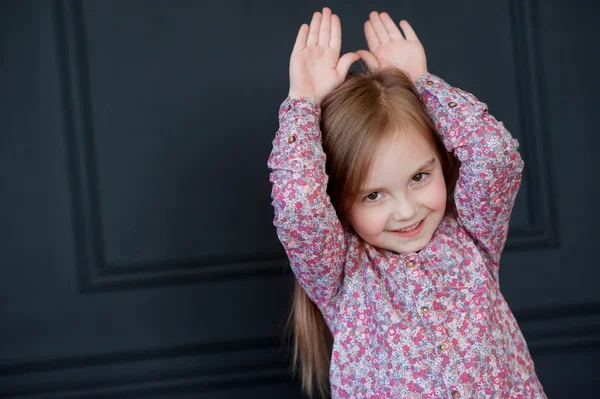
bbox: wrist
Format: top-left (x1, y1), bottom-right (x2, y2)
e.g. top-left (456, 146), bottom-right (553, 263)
top-left (411, 70), bottom-right (429, 84)
top-left (288, 90), bottom-right (319, 105)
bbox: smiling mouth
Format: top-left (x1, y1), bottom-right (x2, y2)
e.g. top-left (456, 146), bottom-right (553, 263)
top-left (395, 220), bottom-right (423, 232)
top-left (390, 218), bottom-right (426, 238)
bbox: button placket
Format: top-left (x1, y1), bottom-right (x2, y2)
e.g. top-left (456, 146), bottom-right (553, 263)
top-left (409, 255), bottom-right (451, 362)
top-left (411, 258), bottom-right (435, 323)
top-left (406, 257), bottom-right (427, 321)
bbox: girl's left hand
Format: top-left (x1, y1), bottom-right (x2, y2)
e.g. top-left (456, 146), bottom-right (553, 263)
top-left (356, 12), bottom-right (428, 83)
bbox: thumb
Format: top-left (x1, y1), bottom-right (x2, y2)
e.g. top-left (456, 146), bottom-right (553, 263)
top-left (356, 50), bottom-right (380, 71)
top-left (336, 52), bottom-right (360, 77)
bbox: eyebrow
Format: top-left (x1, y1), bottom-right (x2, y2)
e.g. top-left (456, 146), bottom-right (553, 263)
top-left (361, 158), bottom-right (436, 195)
top-left (411, 158), bottom-right (436, 175)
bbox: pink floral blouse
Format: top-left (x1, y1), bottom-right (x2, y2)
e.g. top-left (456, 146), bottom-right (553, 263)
top-left (268, 74), bottom-right (547, 398)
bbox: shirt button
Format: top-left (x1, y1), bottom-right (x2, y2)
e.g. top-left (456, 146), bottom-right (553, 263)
top-left (421, 306), bottom-right (430, 314)
top-left (448, 101), bottom-right (457, 108)
top-left (438, 342), bottom-right (448, 351)
top-left (285, 104), bottom-right (292, 112)
top-left (407, 261), bottom-right (415, 268)
top-left (426, 80), bottom-right (434, 86)
top-left (452, 391), bottom-right (461, 398)
top-left (288, 135), bottom-right (297, 144)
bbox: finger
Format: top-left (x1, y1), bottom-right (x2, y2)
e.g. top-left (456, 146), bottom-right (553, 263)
top-left (329, 14), bottom-right (341, 51)
top-left (364, 21), bottom-right (380, 51)
top-left (318, 7), bottom-right (331, 46)
top-left (369, 11), bottom-right (391, 44)
top-left (292, 24), bottom-right (309, 52)
top-left (356, 50), bottom-right (380, 71)
top-left (400, 20), bottom-right (420, 41)
top-left (380, 12), bottom-right (404, 40)
top-left (336, 52), bottom-right (360, 77)
top-left (307, 12), bottom-right (321, 46)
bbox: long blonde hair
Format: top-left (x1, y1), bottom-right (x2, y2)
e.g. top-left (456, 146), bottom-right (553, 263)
top-left (286, 68), bottom-right (459, 398)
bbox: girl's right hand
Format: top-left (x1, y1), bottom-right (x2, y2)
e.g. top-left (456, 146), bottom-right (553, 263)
top-left (288, 8), bottom-right (360, 105)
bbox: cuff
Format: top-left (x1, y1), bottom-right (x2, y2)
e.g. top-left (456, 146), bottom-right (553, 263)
top-left (414, 74), bottom-right (487, 131)
top-left (268, 97), bottom-right (324, 172)
top-left (278, 96), bottom-right (321, 125)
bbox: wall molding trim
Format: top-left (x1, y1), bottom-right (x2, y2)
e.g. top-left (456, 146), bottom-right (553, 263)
top-left (55, 0), bottom-right (290, 293)
top-left (507, 0), bottom-right (558, 250)
top-left (3, 303), bottom-right (599, 397)
top-left (0, 337), bottom-right (293, 398)
top-left (57, 0), bottom-right (558, 292)
top-left (516, 302), bottom-right (600, 355)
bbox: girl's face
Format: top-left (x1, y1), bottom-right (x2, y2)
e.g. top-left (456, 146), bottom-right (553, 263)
top-left (349, 129), bottom-right (447, 254)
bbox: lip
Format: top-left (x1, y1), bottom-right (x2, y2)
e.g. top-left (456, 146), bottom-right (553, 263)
top-left (391, 218), bottom-right (425, 238)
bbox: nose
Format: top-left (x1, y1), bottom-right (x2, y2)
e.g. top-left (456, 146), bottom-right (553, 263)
top-left (391, 197), bottom-right (417, 221)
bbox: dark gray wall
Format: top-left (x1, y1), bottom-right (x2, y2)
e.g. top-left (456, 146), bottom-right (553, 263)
top-left (1, 0), bottom-right (598, 398)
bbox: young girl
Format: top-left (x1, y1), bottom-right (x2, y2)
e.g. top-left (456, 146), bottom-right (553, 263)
top-left (269, 7), bottom-right (547, 399)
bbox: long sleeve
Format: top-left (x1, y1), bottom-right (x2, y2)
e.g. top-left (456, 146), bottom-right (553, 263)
top-left (415, 74), bottom-right (524, 271)
top-left (268, 97), bottom-right (346, 309)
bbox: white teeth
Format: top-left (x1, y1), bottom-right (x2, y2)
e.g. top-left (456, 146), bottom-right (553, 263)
top-left (397, 221), bottom-right (421, 232)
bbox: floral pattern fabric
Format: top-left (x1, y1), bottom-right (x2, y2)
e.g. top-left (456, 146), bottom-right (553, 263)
top-left (268, 74), bottom-right (547, 398)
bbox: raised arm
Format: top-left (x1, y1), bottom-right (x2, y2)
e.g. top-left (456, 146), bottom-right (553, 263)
top-left (414, 75), bottom-right (523, 265)
top-left (269, 8), bottom-right (359, 308)
top-left (358, 12), bottom-right (524, 270)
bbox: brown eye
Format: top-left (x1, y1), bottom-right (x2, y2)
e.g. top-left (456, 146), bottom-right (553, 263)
top-left (366, 192), bottom-right (380, 201)
top-left (413, 173), bottom-right (424, 182)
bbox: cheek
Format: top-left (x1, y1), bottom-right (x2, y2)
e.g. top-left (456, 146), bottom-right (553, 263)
top-left (426, 175), bottom-right (448, 212)
top-left (351, 207), bottom-right (388, 236)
